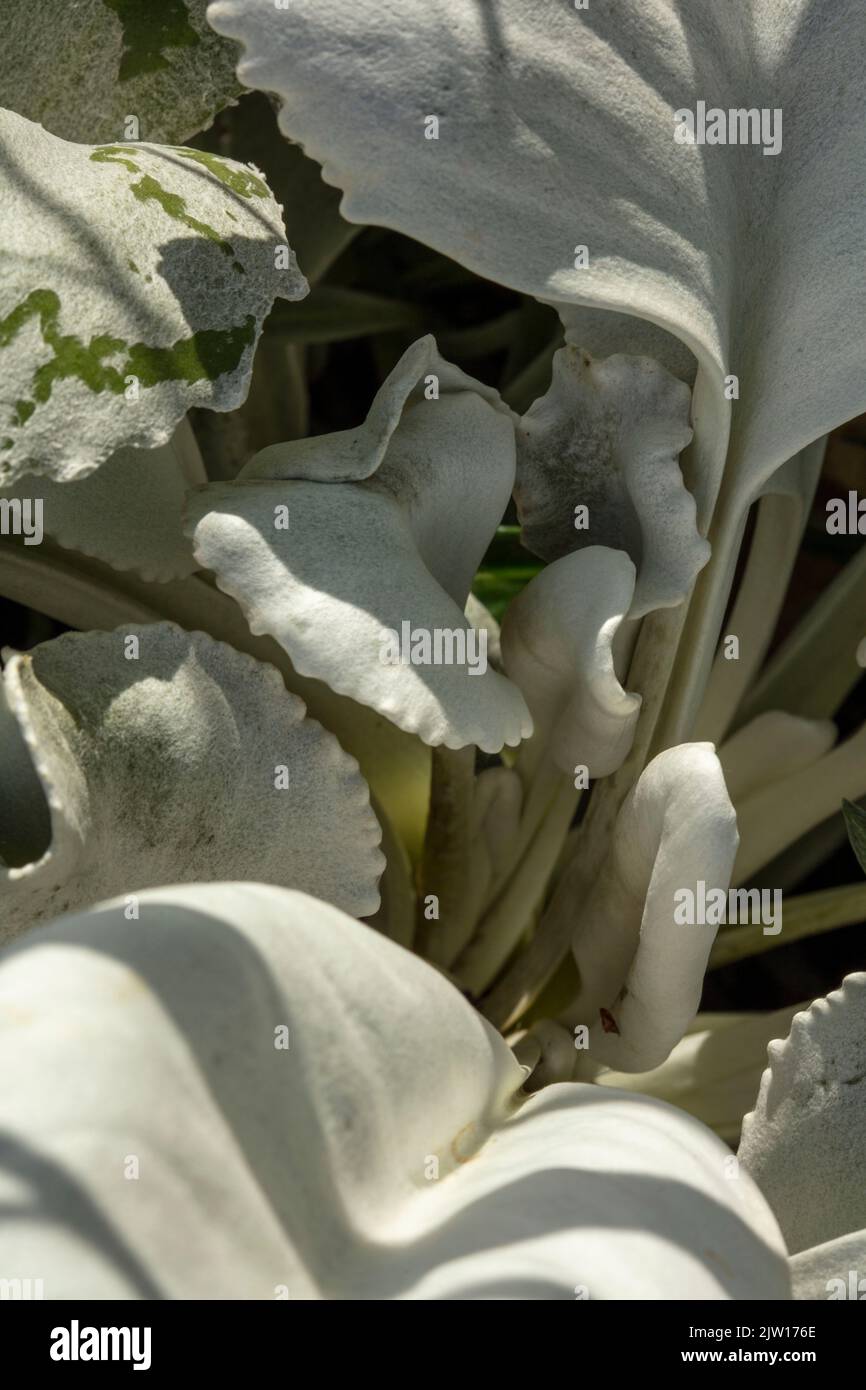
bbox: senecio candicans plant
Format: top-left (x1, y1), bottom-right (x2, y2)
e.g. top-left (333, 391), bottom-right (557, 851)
top-left (0, 0), bottom-right (864, 1306)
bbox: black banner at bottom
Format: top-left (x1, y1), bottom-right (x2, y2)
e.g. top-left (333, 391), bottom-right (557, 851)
top-left (0, 1298), bottom-right (858, 1375)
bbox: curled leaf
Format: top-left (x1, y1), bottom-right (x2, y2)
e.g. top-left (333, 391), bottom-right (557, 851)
top-left (0, 624), bottom-right (383, 942)
top-left (500, 546), bottom-right (641, 778)
top-left (515, 349), bottom-right (705, 617)
top-left (567, 744), bottom-right (739, 1072)
top-left (187, 338), bottom-right (532, 753)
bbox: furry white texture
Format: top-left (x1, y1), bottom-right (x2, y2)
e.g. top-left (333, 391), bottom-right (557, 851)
top-left (0, 109), bottom-right (305, 485)
top-left (0, 625), bottom-right (383, 941)
top-left (0, 419), bottom-right (206, 581)
top-left (206, 0), bottom-right (866, 524)
top-left (568, 744), bottom-right (739, 1071)
top-left (515, 350), bottom-right (705, 617)
top-left (739, 974), bottom-right (866, 1260)
top-left (187, 338), bottom-right (532, 752)
top-left (1, 0), bottom-right (243, 144)
top-left (0, 883), bottom-right (790, 1299)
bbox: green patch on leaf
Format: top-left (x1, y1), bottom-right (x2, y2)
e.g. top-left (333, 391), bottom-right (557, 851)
top-left (167, 148), bottom-right (270, 199)
top-left (842, 799), bottom-right (866, 876)
top-left (102, 0), bottom-right (199, 82)
top-left (1, 288), bottom-right (256, 427)
top-left (126, 317), bottom-right (257, 388)
top-left (90, 148), bottom-right (245, 270)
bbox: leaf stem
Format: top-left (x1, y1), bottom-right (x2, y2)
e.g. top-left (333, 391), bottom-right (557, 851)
top-left (709, 881), bottom-right (866, 969)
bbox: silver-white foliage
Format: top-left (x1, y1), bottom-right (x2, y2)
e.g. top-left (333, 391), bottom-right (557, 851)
top-left (187, 337), bottom-right (533, 753)
top-left (0, 624), bottom-right (383, 942)
top-left (0, 109), bottom-right (305, 485)
top-left (207, 0), bottom-right (866, 523)
top-left (740, 972), bottom-right (866, 1298)
top-left (0, 883), bottom-right (790, 1299)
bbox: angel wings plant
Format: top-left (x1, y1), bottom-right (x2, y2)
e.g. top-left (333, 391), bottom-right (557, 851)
top-left (0, 0), bottom-right (865, 1301)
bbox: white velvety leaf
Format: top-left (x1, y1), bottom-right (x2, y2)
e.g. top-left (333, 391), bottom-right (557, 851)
top-left (567, 744), bottom-right (739, 1072)
top-left (244, 334), bottom-right (508, 486)
top-left (739, 973), bottom-right (866, 1259)
top-left (0, 624), bottom-right (383, 943)
top-left (0, 109), bottom-right (305, 486)
top-left (500, 546), bottom-right (641, 777)
top-left (0, 418), bottom-right (205, 581)
top-left (187, 338), bottom-right (532, 753)
top-left (515, 349), bottom-right (706, 617)
top-left (1, 0), bottom-right (243, 145)
top-left (207, 0), bottom-right (866, 517)
top-left (0, 532), bottom-right (432, 866)
top-left (556, 306), bottom-right (698, 388)
top-left (789, 1233), bottom-right (866, 1301)
top-left (0, 883), bottom-right (790, 1299)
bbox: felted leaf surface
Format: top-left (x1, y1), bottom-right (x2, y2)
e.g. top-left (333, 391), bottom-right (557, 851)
top-left (187, 338), bottom-right (532, 753)
top-left (0, 883), bottom-right (790, 1299)
top-left (207, 0), bottom-right (866, 520)
top-left (788, 1232), bottom-right (866, 1301)
top-left (1, 0), bottom-right (243, 145)
top-left (0, 109), bottom-right (306, 486)
top-left (739, 973), bottom-right (866, 1258)
top-left (515, 350), bottom-right (706, 617)
top-left (0, 624), bottom-right (383, 942)
top-left (0, 418), bottom-right (206, 581)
